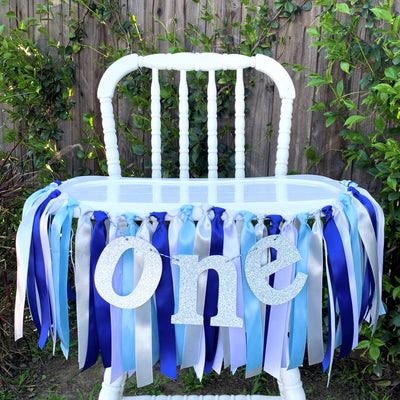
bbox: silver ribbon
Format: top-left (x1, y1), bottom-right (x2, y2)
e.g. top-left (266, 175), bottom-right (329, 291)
top-left (135, 219), bottom-right (155, 387)
top-left (224, 212), bottom-right (246, 373)
top-left (351, 197), bottom-right (381, 329)
top-left (306, 214), bottom-right (325, 365)
top-left (74, 211), bottom-right (93, 368)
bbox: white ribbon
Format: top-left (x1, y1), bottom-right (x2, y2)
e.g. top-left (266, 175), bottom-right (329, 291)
top-left (263, 220), bottom-right (296, 379)
top-left (351, 196), bottom-right (381, 328)
top-left (224, 211), bottom-right (246, 373)
top-left (357, 186), bottom-right (385, 318)
top-left (306, 214), bottom-right (324, 365)
top-left (74, 211), bottom-right (93, 369)
top-left (135, 218), bottom-right (155, 387)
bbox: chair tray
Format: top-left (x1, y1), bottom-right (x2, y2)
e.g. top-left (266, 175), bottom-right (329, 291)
top-left (58, 175), bottom-right (346, 219)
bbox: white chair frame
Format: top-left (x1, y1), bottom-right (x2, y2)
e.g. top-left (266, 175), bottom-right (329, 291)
top-left (58, 52), bottom-right (351, 400)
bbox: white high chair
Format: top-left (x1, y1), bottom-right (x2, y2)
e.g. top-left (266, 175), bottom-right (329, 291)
top-left (58, 53), bottom-right (351, 400)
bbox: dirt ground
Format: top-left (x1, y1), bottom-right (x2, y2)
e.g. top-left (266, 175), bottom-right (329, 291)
top-left (7, 341), bottom-right (400, 400)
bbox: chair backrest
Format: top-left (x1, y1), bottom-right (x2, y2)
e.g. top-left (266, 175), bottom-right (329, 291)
top-left (97, 53), bottom-right (295, 180)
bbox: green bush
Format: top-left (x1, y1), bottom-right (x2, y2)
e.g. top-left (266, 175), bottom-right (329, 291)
top-left (298, 0), bottom-right (400, 370)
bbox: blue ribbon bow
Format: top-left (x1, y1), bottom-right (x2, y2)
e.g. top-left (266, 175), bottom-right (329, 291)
top-left (27, 189), bottom-right (61, 349)
top-left (204, 206), bottom-right (225, 374)
top-left (151, 211), bottom-right (177, 379)
top-left (322, 206), bottom-right (354, 370)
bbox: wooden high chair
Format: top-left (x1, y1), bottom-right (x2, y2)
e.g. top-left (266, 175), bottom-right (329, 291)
top-left (15, 52), bottom-right (384, 400)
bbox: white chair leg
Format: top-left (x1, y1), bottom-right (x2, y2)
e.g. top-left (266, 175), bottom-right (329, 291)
top-left (98, 367), bottom-right (127, 400)
top-left (277, 367), bottom-right (306, 400)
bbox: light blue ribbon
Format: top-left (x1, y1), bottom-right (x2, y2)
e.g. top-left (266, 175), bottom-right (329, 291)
top-left (288, 213), bottom-right (310, 369)
top-left (122, 213), bottom-right (139, 372)
top-left (22, 181), bottom-right (61, 216)
top-left (340, 194), bottom-right (363, 319)
top-left (239, 211), bottom-right (263, 375)
top-left (50, 197), bottom-right (79, 358)
top-left (176, 204), bottom-right (195, 365)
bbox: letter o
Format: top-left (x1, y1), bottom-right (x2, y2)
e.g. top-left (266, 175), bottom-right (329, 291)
top-left (94, 236), bottom-right (162, 309)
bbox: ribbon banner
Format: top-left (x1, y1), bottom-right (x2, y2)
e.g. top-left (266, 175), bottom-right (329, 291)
top-left (15, 181), bottom-right (384, 386)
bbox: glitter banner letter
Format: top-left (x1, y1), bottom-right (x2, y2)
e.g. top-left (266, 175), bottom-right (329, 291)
top-left (171, 255), bottom-right (243, 328)
top-left (245, 235), bottom-right (306, 305)
top-left (95, 236), bottom-right (162, 309)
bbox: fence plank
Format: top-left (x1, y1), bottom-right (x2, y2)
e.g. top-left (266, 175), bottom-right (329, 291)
top-left (0, 0), bottom-right (385, 190)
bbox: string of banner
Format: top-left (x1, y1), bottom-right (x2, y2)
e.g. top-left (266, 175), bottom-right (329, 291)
top-left (14, 180), bottom-right (384, 387)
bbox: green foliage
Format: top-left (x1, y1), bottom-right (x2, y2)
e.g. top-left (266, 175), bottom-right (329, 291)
top-left (0, 0), bottom-right (76, 179)
top-left (301, 0), bottom-right (400, 368)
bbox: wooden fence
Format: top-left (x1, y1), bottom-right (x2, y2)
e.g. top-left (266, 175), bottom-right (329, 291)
top-left (1, 0), bottom-right (396, 192)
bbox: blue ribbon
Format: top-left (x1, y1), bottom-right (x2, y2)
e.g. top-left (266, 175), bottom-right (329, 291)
top-left (239, 211), bottom-right (263, 373)
top-left (50, 197), bottom-right (79, 357)
top-left (288, 213), bottom-right (310, 369)
top-left (82, 211), bottom-right (111, 370)
top-left (122, 213), bottom-right (139, 372)
top-left (322, 206), bottom-right (354, 364)
top-left (176, 205), bottom-right (195, 365)
top-left (263, 215), bottom-right (283, 357)
top-left (27, 189), bottom-right (61, 349)
top-left (340, 194), bottom-right (363, 319)
top-left (22, 180), bottom-right (61, 215)
top-left (204, 206), bottom-right (225, 374)
top-left (151, 211), bottom-right (177, 379)
top-left (347, 186), bottom-right (377, 322)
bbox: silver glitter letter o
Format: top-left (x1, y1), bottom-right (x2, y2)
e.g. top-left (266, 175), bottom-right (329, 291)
top-left (94, 236), bottom-right (162, 309)
top-left (245, 235), bottom-right (306, 305)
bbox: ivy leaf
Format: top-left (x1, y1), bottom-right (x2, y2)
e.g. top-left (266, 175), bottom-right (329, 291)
top-left (393, 286), bottom-right (400, 300)
top-left (336, 3), bottom-right (350, 14)
top-left (374, 83), bottom-right (396, 94)
top-left (374, 116), bottom-right (386, 133)
top-left (344, 115), bottom-right (364, 127)
top-left (369, 345), bottom-right (380, 361)
top-left (336, 79), bottom-right (343, 96)
top-left (4, 10), bottom-right (16, 18)
top-left (302, 1), bottom-right (312, 11)
top-left (387, 175), bottom-right (397, 191)
top-left (340, 61), bottom-right (350, 73)
top-left (371, 7), bottom-right (392, 22)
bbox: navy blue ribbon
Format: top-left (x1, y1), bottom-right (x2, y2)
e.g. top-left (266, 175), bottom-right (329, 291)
top-left (322, 206), bottom-right (354, 363)
top-left (27, 189), bottom-right (61, 349)
top-left (263, 215), bottom-right (283, 358)
top-left (348, 186), bottom-right (377, 322)
top-left (204, 207), bottom-right (225, 375)
top-left (83, 211), bottom-right (111, 370)
top-left (151, 211), bottom-right (177, 379)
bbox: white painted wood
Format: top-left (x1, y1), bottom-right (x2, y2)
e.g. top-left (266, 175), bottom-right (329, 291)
top-left (179, 70), bottom-right (189, 179)
top-left (207, 70), bottom-right (218, 180)
top-left (97, 53), bottom-right (296, 178)
top-left (275, 98), bottom-right (294, 177)
top-left (151, 68), bottom-right (162, 179)
top-left (65, 52), bottom-right (335, 400)
top-left (123, 396), bottom-right (282, 400)
top-left (235, 68), bottom-right (245, 179)
top-left (99, 98), bottom-right (122, 178)
top-left (97, 366), bottom-right (306, 400)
